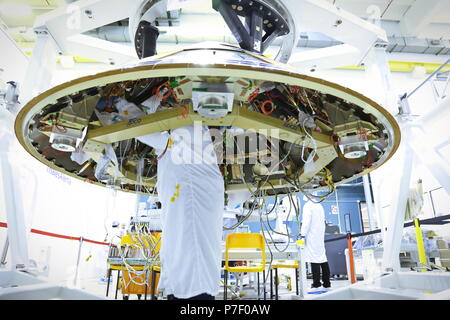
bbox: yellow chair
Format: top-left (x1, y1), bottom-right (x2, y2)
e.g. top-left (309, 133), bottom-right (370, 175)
top-left (224, 233), bottom-right (267, 300)
top-left (270, 260), bottom-right (299, 299)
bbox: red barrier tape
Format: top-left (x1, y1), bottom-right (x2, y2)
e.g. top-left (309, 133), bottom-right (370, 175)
top-left (0, 221), bottom-right (110, 246)
top-left (30, 228), bottom-right (81, 241)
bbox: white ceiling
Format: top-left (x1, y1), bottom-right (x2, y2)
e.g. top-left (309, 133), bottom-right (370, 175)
top-left (326, 0), bottom-right (450, 23)
top-left (1, 0), bottom-right (449, 54)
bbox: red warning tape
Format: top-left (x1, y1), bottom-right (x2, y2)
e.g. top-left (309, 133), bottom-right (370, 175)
top-left (29, 228), bottom-right (81, 241)
top-left (0, 222), bottom-right (110, 246)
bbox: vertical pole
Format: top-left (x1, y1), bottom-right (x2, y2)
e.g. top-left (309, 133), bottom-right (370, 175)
top-left (115, 270), bottom-right (120, 300)
top-left (1, 237), bottom-right (8, 266)
top-left (223, 269), bottom-right (227, 300)
top-left (382, 125), bottom-right (413, 273)
top-left (270, 268), bottom-right (273, 299)
top-left (257, 272), bottom-right (260, 300)
top-left (74, 236), bottom-right (83, 288)
top-left (263, 269), bottom-right (266, 300)
top-left (144, 269), bottom-right (148, 300)
top-left (151, 269), bottom-right (157, 300)
top-left (363, 174), bottom-right (376, 230)
top-left (275, 268), bottom-right (279, 300)
top-left (414, 218), bottom-right (427, 271)
top-left (105, 268), bottom-right (111, 297)
top-left (296, 239), bottom-right (306, 298)
top-left (347, 233), bottom-right (356, 284)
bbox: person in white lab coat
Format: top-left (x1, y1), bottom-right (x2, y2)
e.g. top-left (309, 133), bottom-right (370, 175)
top-left (300, 196), bottom-right (331, 290)
top-left (137, 123), bottom-right (224, 300)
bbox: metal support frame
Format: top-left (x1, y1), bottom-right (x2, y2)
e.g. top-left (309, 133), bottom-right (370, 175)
top-left (286, 0), bottom-right (388, 71)
top-left (381, 123), bottom-right (413, 273)
top-left (361, 43), bottom-right (414, 274)
top-left (73, 237), bottom-right (84, 288)
top-left (33, 0), bottom-right (146, 66)
top-left (213, 0), bottom-right (289, 55)
top-left (407, 59), bottom-right (450, 101)
top-left (380, 58), bottom-right (450, 272)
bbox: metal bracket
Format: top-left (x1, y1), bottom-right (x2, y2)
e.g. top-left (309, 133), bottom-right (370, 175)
top-left (213, 0), bottom-right (289, 54)
top-left (135, 20), bottom-right (160, 58)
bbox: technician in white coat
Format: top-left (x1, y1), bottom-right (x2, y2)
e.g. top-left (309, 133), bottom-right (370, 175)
top-left (300, 197), bottom-right (331, 290)
top-left (138, 122), bottom-right (224, 300)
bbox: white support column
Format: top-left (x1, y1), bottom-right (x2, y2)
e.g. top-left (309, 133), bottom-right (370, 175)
top-left (373, 180), bottom-right (386, 239)
top-left (284, 0), bottom-right (387, 70)
top-left (381, 124), bottom-right (413, 272)
top-left (19, 31), bottom-right (58, 106)
top-left (409, 97), bottom-right (450, 194)
top-left (363, 45), bottom-right (410, 273)
top-left (362, 46), bottom-right (395, 236)
top-left (33, 0), bottom-right (142, 65)
top-left (362, 174), bottom-right (376, 231)
top-left (363, 46), bottom-right (397, 113)
top-left (0, 108), bottom-right (30, 270)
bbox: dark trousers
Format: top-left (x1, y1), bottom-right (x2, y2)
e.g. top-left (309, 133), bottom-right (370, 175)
top-left (311, 262), bottom-right (331, 288)
top-left (167, 293), bottom-right (215, 300)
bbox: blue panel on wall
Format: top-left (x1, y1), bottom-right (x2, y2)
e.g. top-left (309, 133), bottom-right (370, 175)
top-left (241, 181), bottom-right (366, 236)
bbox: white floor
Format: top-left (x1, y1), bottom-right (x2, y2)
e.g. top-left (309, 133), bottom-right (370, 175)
top-left (76, 274), bottom-right (351, 300)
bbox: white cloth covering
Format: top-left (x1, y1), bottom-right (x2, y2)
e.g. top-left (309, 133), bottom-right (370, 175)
top-left (137, 124), bottom-right (224, 298)
top-left (300, 200), bottom-right (328, 263)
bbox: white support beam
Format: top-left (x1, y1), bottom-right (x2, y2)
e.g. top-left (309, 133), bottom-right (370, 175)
top-left (33, 0), bottom-right (144, 64)
top-left (63, 34), bottom-right (136, 65)
top-left (19, 33), bottom-right (58, 105)
top-left (409, 97), bottom-right (450, 194)
top-left (382, 124), bottom-right (413, 273)
top-left (399, 0), bottom-right (446, 38)
top-left (363, 174), bottom-right (376, 231)
top-left (289, 44), bottom-right (360, 71)
top-left (283, 0), bottom-right (387, 70)
top-left (34, 0), bottom-right (141, 37)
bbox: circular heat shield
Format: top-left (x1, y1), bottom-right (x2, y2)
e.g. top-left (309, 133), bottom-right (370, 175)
top-left (15, 44), bottom-right (400, 196)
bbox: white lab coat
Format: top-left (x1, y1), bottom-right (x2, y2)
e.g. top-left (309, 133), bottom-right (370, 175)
top-left (137, 125), bottom-right (224, 299)
top-left (300, 200), bottom-right (328, 263)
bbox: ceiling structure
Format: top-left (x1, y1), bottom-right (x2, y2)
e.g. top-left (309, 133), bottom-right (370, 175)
top-left (1, 0), bottom-right (449, 60)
